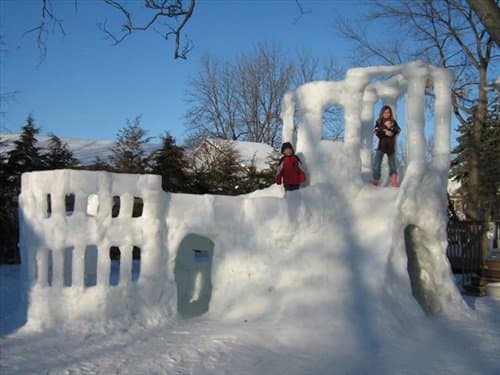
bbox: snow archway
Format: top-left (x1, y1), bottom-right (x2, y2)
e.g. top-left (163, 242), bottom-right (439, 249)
top-left (174, 234), bottom-right (214, 317)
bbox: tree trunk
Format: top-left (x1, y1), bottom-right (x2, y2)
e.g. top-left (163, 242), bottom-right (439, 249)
top-left (467, 0), bottom-right (500, 45)
top-left (468, 64), bottom-right (489, 221)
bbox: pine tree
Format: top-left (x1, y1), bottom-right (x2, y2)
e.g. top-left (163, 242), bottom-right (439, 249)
top-left (0, 135), bottom-right (16, 263)
top-left (42, 134), bottom-right (79, 169)
top-left (7, 115), bottom-right (43, 177)
top-left (451, 100), bottom-right (500, 220)
top-left (190, 140), bottom-right (247, 195)
top-left (85, 156), bottom-right (112, 171)
top-left (150, 132), bottom-right (190, 192)
top-left (109, 116), bottom-right (151, 173)
top-left (2, 115), bottom-right (43, 263)
top-left (478, 100), bottom-right (500, 220)
top-left (241, 155), bottom-right (276, 193)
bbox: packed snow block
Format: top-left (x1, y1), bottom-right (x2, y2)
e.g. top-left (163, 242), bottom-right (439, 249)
top-left (19, 170), bottom-right (166, 328)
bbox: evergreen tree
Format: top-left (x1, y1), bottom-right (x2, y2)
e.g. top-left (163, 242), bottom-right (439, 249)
top-left (42, 134), bottom-right (79, 169)
top-left (109, 116), bottom-right (151, 173)
top-left (478, 100), bottom-right (500, 220)
top-left (451, 100), bottom-right (500, 220)
top-left (7, 115), bottom-right (43, 178)
top-left (0, 135), bottom-right (8, 190)
top-left (85, 156), bottom-right (112, 171)
top-left (241, 155), bottom-right (276, 193)
top-left (190, 140), bottom-right (247, 195)
top-left (2, 115), bottom-right (43, 263)
top-left (0, 135), bottom-right (16, 263)
top-left (150, 132), bottom-right (190, 192)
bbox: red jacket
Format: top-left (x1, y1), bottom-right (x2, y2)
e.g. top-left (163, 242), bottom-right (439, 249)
top-left (275, 155), bottom-right (306, 186)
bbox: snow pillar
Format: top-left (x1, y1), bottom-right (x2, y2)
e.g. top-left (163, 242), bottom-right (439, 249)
top-left (124, 245), bottom-right (134, 284)
top-left (120, 193), bottom-right (134, 218)
top-left (404, 62), bottom-right (428, 173)
top-left (294, 84), bottom-right (323, 184)
top-left (37, 248), bottom-right (49, 286)
top-left (281, 91), bottom-right (295, 145)
top-left (431, 68), bottom-right (453, 174)
top-left (360, 89), bottom-right (377, 178)
top-left (52, 247), bottom-right (64, 288)
top-left (343, 72), bottom-right (369, 183)
top-left (97, 242), bottom-right (109, 286)
top-left (72, 244), bottom-right (85, 287)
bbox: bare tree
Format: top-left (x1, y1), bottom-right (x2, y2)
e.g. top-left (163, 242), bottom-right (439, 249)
top-left (337, 0), bottom-right (499, 220)
top-left (0, 35), bottom-right (19, 124)
top-left (23, 0), bottom-right (195, 61)
top-left (234, 44), bottom-right (295, 147)
top-left (185, 44), bottom-right (344, 148)
top-left (184, 55), bottom-right (241, 143)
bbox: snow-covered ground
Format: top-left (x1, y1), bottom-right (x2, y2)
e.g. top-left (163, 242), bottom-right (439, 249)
top-left (0, 134), bottom-right (275, 170)
top-left (3, 61), bottom-right (499, 375)
top-left (1, 264), bottom-right (500, 374)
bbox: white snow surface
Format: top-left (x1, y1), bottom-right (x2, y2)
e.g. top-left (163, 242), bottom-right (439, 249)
top-left (3, 61), bottom-right (499, 374)
top-left (1, 264), bottom-right (500, 374)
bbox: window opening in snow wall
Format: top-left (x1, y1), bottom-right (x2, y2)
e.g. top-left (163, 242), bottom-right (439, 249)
top-left (132, 246), bottom-right (141, 282)
top-left (65, 194), bottom-right (75, 216)
top-left (63, 247), bottom-right (73, 287)
top-left (84, 245), bottom-right (98, 287)
top-left (174, 234), bottom-right (214, 317)
top-left (132, 197), bottom-right (143, 218)
top-left (112, 196), bottom-right (120, 218)
top-left (46, 194), bottom-right (52, 218)
top-left (404, 225), bottom-right (441, 315)
top-left (109, 246), bottom-right (120, 286)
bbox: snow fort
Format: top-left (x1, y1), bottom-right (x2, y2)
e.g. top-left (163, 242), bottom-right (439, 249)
top-left (19, 61), bottom-right (465, 330)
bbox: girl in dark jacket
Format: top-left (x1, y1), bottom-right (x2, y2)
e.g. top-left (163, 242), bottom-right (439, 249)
top-left (275, 142), bottom-right (306, 191)
top-left (372, 105), bottom-right (401, 187)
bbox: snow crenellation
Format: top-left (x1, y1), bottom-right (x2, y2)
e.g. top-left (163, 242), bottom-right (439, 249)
top-left (18, 61), bottom-right (465, 332)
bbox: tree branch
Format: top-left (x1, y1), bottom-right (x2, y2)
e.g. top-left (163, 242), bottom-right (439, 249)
top-left (99, 0), bottom-right (195, 59)
top-left (23, 0), bottom-right (66, 62)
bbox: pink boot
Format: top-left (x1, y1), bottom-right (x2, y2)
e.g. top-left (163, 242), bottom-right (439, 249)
top-left (371, 179), bottom-right (379, 186)
top-left (391, 174), bottom-right (398, 187)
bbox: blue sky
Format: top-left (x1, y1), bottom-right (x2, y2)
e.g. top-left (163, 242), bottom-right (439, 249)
top-left (0, 0), bottom-right (371, 143)
top-left (1, 0), bottom-right (464, 150)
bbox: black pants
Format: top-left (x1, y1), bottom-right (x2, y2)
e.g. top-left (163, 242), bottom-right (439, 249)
top-left (284, 184), bottom-right (300, 191)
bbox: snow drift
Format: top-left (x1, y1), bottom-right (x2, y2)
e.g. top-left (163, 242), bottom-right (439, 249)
top-left (18, 61), bottom-right (465, 331)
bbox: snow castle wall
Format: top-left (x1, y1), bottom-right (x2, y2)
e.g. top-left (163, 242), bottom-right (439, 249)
top-left (18, 61), bottom-right (465, 330)
top-left (19, 170), bottom-right (168, 327)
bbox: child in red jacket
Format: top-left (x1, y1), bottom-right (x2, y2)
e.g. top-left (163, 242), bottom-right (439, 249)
top-left (275, 142), bottom-right (306, 191)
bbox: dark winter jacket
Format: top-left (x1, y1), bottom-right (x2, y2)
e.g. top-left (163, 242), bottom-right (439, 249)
top-left (374, 120), bottom-right (401, 155)
top-left (275, 155), bottom-right (306, 186)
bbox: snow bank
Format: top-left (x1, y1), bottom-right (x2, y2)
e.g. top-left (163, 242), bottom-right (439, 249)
top-left (18, 61), bottom-right (465, 332)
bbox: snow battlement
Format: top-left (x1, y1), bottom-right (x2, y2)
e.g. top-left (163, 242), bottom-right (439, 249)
top-left (18, 61), bottom-right (465, 330)
top-left (19, 170), bottom-right (168, 326)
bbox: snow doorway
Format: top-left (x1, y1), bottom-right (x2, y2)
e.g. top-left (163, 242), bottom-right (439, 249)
top-left (404, 225), bottom-right (441, 315)
top-left (174, 234), bottom-right (214, 318)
